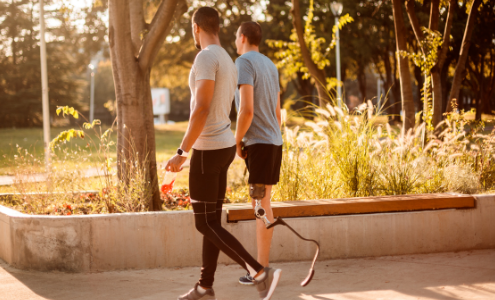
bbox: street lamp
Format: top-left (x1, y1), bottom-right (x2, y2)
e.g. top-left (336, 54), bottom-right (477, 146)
top-left (39, 0), bottom-right (50, 170)
top-left (330, 2), bottom-right (343, 107)
top-left (88, 64), bottom-right (95, 123)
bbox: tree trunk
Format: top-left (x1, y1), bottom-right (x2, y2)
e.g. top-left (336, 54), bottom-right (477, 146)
top-left (431, 0), bottom-right (455, 125)
top-left (294, 72), bottom-right (315, 106)
top-left (391, 51), bottom-right (401, 121)
top-left (392, 0), bottom-right (415, 130)
top-left (477, 61), bottom-right (495, 120)
top-left (431, 71), bottom-right (442, 127)
top-left (414, 65), bottom-right (423, 112)
top-left (290, 0), bottom-right (331, 107)
top-left (458, 89), bottom-right (464, 112)
top-left (441, 56), bottom-right (453, 112)
top-left (446, 0), bottom-right (482, 112)
top-left (405, 0), bottom-right (456, 127)
top-left (475, 68), bottom-right (483, 121)
top-left (357, 61), bottom-right (366, 101)
top-left (430, 0), bottom-right (454, 126)
top-left (108, 0), bottom-right (183, 211)
top-left (382, 52), bottom-right (392, 106)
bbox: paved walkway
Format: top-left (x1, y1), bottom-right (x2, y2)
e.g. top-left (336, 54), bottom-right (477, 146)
top-left (0, 160), bottom-right (192, 186)
top-left (1, 249), bottom-right (494, 299)
top-left (0, 168), bottom-right (103, 186)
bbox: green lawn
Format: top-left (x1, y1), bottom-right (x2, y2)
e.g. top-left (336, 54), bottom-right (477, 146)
top-left (0, 122), bottom-right (189, 173)
top-left (0, 121), bottom-right (250, 203)
top-left (0, 122), bottom-right (193, 191)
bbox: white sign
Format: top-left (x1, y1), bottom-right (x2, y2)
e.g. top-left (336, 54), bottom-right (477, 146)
top-left (152, 88), bottom-right (170, 115)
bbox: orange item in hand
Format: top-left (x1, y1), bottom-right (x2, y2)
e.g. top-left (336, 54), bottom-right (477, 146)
top-left (161, 171), bottom-right (177, 194)
top-left (161, 179), bottom-right (175, 194)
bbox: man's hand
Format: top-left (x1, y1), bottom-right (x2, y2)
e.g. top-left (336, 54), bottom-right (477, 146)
top-left (236, 141), bottom-right (247, 159)
top-left (165, 154), bottom-right (187, 172)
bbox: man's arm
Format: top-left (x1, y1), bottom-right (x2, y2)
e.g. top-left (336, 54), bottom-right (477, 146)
top-left (166, 79), bottom-right (214, 172)
top-left (235, 84), bottom-right (254, 159)
top-left (180, 80), bottom-right (215, 152)
top-left (276, 92), bottom-right (281, 128)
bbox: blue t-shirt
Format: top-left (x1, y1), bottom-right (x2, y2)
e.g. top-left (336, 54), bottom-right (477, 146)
top-left (235, 51), bottom-right (283, 146)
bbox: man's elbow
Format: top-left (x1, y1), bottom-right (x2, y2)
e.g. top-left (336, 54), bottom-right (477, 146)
top-left (240, 109), bottom-right (254, 119)
top-left (195, 104), bottom-right (211, 116)
top-left (245, 110), bottom-right (254, 119)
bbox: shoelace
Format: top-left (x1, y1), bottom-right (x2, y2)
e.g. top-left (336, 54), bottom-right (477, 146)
top-left (243, 273), bottom-right (254, 281)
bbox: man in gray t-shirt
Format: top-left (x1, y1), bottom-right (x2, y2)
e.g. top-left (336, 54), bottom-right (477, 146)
top-left (189, 44), bottom-right (237, 150)
top-left (168, 8), bottom-right (281, 300)
top-left (234, 21), bottom-right (283, 286)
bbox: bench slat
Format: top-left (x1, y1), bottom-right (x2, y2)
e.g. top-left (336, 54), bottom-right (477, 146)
top-left (226, 193), bottom-right (475, 222)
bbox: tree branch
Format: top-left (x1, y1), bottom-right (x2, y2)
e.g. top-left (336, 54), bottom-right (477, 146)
top-left (405, 0), bottom-right (425, 55)
top-left (437, 0), bottom-right (456, 69)
top-left (428, 0), bottom-right (440, 31)
top-left (138, 0), bottom-right (186, 71)
top-left (290, 0), bottom-right (326, 91)
top-left (129, 0), bottom-right (145, 57)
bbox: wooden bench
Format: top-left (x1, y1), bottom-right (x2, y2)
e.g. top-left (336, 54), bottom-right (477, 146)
top-left (226, 193), bottom-right (476, 223)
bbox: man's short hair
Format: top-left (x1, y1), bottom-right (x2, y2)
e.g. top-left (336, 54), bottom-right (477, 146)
top-left (239, 21), bottom-right (262, 46)
top-left (192, 7), bottom-right (220, 34)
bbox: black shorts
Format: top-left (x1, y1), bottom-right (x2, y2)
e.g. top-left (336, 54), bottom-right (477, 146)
top-left (244, 143), bottom-right (283, 185)
top-left (189, 146), bottom-right (236, 202)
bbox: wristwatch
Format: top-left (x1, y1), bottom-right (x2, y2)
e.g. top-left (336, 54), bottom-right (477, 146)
top-left (177, 148), bottom-right (189, 158)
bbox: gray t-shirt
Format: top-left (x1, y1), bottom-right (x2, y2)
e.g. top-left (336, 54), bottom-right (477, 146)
top-left (189, 45), bottom-right (237, 150)
top-left (235, 51), bottom-right (282, 146)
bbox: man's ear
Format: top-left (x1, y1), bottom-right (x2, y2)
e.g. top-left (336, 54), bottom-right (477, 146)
top-left (193, 23), bottom-right (200, 34)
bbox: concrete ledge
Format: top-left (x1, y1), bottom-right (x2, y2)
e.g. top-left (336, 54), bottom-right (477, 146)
top-left (0, 194), bottom-right (494, 272)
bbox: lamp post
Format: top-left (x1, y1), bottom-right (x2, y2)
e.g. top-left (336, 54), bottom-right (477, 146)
top-left (39, 0), bottom-right (50, 170)
top-left (88, 64), bottom-right (95, 123)
top-left (330, 2), bottom-right (343, 107)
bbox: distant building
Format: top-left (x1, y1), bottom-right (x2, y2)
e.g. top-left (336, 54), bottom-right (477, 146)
top-left (152, 88), bottom-right (170, 124)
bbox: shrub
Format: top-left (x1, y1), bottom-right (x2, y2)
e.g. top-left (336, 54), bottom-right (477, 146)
top-left (272, 101), bottom-right (495, 201)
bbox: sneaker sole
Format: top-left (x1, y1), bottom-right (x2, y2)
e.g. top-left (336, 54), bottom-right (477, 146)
top-left (239, 280), bottom-right (254, 286)
top-left (262, 269), bottom-right (282, 300)
top-left (177, 297), bottom-right (216, 300)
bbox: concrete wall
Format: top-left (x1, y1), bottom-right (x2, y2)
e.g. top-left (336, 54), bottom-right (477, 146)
top-left (0, 195), bottom-right (494, 272)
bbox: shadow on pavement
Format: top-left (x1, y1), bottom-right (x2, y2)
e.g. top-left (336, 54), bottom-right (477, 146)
top-left (1, 249), bottom-right (495, 300)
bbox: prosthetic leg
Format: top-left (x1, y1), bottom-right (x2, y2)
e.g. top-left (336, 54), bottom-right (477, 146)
top-left (250, 183), bottom-right (320, 287)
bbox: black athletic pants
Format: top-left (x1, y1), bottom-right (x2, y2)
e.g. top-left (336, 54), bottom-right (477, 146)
top-left (189, 145), bottom-right (263, 288)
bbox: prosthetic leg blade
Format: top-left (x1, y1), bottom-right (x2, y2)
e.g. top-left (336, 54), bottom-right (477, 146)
top-left (266, 217), bottom-right (320, 287)
top-left (266, 216), bottom-right (286, 229)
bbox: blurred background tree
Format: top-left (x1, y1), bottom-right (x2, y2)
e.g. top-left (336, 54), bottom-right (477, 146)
top-left (1, 0), bottom-right (494, 130)
top-left (0, 0), bottom-right (106, 128)
top-left (3, 0), bottom-right (495, 128)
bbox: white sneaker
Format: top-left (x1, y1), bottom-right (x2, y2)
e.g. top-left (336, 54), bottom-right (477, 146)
top-left (177, 283), bottom-right (216, 300)
top-left (254, 267), bottom-right (282, 300)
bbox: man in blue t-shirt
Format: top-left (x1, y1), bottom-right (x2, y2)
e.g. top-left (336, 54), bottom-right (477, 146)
top-left (234, 21), bottom-right (283, 286)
